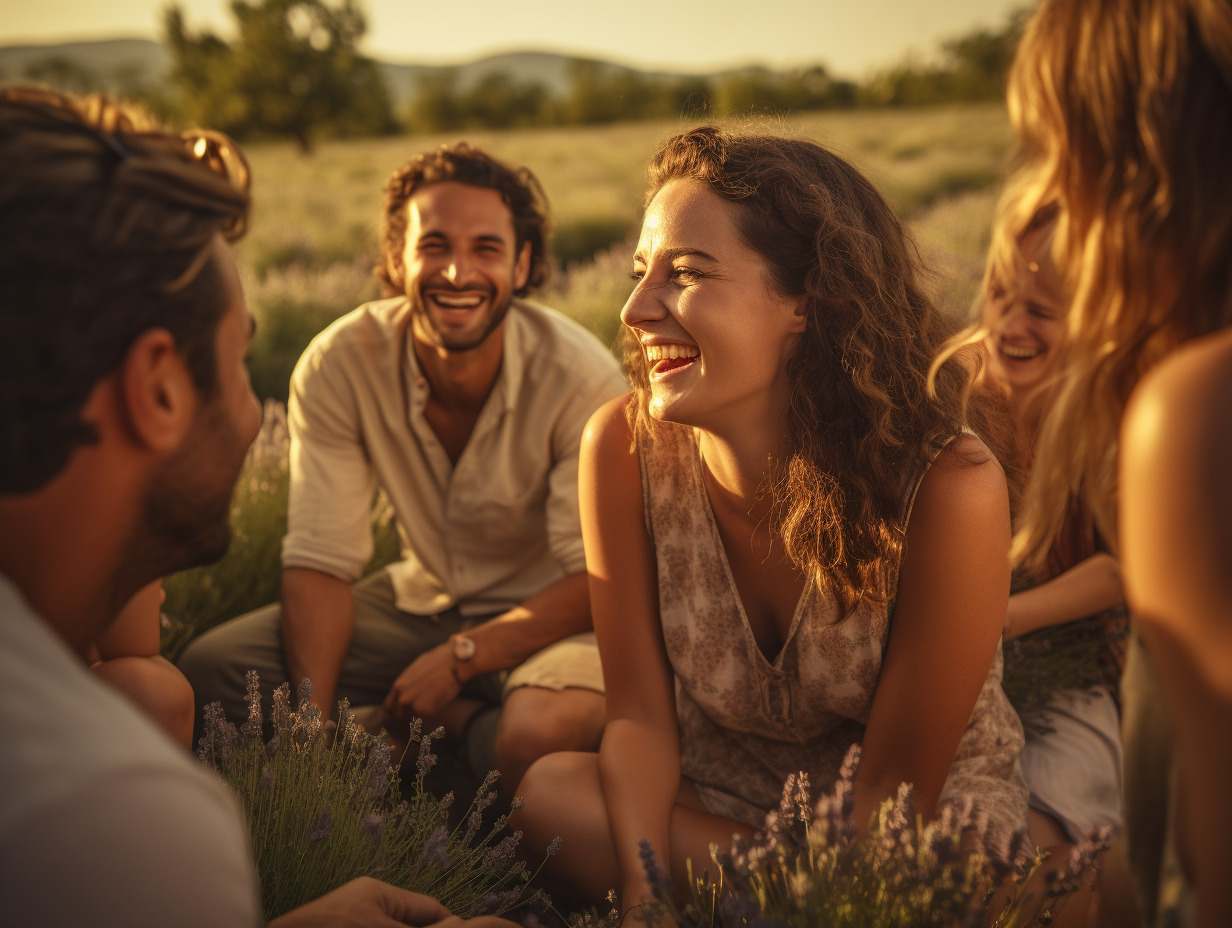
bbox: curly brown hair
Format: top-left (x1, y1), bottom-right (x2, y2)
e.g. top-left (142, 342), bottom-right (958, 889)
top-left (378, 141), bottom-right (551, 297)
top-left (624, 125), bottom-right (987, 615)
top-left (0, 86), bottom-right (250, 495)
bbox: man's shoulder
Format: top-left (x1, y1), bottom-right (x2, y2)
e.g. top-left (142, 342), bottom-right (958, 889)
top-left (0, 594), bottom-right (258, 924)
top-left (508, 297), bottom-right (624, 386)
top-left (0, 581), bottom-right (241, 829)
top-left (302, 296), bottom-right (409, 363)
top-left (292, 296), bottom-right (409, 397)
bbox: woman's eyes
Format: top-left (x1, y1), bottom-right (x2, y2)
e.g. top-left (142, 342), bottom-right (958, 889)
top-left (1027, 302), bottom-right (1060, 320)
top-left (628, 264), bottom-right (706, 284)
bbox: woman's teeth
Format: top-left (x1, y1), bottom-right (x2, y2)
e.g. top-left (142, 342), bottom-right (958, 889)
top-left (1001, 344), bottom-right (1042, 360)
top-left (645, 344), bottom-right (699, 362)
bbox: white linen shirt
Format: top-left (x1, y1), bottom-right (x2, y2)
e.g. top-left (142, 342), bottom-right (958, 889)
top-left (282, 296), bottom-right (627, 617)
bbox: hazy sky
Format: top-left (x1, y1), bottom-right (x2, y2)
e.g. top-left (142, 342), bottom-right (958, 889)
top-left (3, 0), bottom-right (1029, 77)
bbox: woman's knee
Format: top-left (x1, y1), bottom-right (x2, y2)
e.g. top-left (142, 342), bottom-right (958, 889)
top-left (514, 751), bottom-right (603, 839)
top-left (495, 687), bottom-right (604, 768)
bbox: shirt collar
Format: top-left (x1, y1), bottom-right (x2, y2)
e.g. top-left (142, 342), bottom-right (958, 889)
top-left (402, 297), bottom-right (528, 415)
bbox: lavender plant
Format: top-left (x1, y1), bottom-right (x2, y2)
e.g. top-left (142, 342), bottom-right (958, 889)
top-left (632, 746), bottom-right (1111, 928)
top-left (197, 671), bottom-right (555, 922)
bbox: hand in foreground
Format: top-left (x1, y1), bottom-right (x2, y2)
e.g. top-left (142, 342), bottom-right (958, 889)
top-left (383, 643), bottom-right (461, 721)
top-left (266, 877), bottom-right (520, 928)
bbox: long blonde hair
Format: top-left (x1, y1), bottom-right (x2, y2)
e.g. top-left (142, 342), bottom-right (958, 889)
top-left (1007, 0), bottom-right (1232, 572)
top-left (930, 170), bottom-right (1059, 524)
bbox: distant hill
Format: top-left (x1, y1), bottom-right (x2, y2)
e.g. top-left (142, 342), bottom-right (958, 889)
top-left (0, 38), bottom-right (714, 106)
top-left (0, 39), bottom-right (168, 90)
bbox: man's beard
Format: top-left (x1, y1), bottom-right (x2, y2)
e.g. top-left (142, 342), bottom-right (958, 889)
top-left (408, 283), bottom-right (513, 353)
top-left (119, 401), bottom-right (245, 590)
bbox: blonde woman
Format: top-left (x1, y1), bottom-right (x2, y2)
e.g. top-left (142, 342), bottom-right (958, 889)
top-left (941, 187), bottom-right (1127, 927)
top-left (1001, 2), bottom-right (1232, 926)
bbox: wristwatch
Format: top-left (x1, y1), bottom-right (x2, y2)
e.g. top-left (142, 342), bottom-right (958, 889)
top-left (449, 633), bottom-right (476, 684)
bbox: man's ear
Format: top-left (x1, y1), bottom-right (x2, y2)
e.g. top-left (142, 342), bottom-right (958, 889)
top-left (119, 328), bottom-right (197, 453)
top-left (513, 241), bottom-right (532, 292)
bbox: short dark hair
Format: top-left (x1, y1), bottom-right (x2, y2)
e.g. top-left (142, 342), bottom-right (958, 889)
top-left (0, 87), bottom-right (251, 494)
top-left (379, 141), bottom-right (551, 297)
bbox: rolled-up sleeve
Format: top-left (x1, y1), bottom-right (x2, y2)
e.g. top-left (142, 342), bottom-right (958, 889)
top-left (281, 342), bottom-right (377, 580)
top-left (545, 372), bottom-right (627, 575)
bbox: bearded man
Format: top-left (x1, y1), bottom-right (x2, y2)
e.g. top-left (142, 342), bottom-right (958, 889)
top-left (0, 86), bottom-right (513, 928)
top-left (180, 143), bottom-right (625, 788)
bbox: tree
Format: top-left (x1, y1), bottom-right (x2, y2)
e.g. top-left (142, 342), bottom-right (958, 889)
top-left (22, 57), bottom-right (101, 96)
top-left (165, 0), bottom-right (395, 153)
top-left (862, 5), bottom-right (1032, 107)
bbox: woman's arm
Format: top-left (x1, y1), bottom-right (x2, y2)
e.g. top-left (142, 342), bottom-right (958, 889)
top-left (856, 437), bottom-right (1012, 827)
top-left (93, 580), bottom-right (164, 661)
top-left (1120, 337), bottom-right (1232, 928)
top-left (581, 397), bottom-right (681, 912)
top-left (1004, 552), bottom-right (1124, 639)
top-left (91, 580), bottom-right (194, 748)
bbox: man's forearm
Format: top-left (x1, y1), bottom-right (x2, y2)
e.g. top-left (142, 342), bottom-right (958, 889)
top-left (280, 567), bottom-right (354, 718)
top-left (457, 571), bottom-right (591, 677)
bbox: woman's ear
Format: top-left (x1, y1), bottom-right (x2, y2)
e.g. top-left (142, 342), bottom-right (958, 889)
top-left (119, 328), bottom-right (197, 453)
top-left (789, 299), bottom-right (808, 335)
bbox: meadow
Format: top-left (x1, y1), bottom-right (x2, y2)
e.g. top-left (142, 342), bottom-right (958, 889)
top-left (236, 103), bottom-right (1013, 396)
top-left (165, 101), bottom-right (1016, 649)
top-left (159, 103), bottom-right (1092, 926)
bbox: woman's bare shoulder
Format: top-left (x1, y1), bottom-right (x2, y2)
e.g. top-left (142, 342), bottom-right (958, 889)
top-left (905, 431), bottom-right (1009, 545)
top-left (1123, 329), bottom-right (1232, 474)
top-left (582, 393), bottom-right (640, 484)
top-left (924, 432), bottom-right (1008, 503)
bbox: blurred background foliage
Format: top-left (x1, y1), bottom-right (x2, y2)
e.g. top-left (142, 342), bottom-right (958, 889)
top-left (1, 0), bottom-right (1027, 641)
top-left (3, 1), bottom-right (1029, 145)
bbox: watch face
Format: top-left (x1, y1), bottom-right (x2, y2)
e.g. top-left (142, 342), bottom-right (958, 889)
top-left (453, 635), bottom-right (477, 661)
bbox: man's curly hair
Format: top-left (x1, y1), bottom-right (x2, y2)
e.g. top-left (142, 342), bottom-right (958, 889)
top-left (624, 125), bottom-right (987, 616)
top-left (378, 141), bottom-right (551, 298)
top-left (0, 86), bottom-right (251, 494)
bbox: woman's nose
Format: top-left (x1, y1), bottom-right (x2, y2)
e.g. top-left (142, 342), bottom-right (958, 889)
top-left (620, 276), bottom-right (666, 328)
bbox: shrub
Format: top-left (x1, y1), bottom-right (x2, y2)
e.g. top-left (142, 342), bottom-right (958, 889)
top-left (547, 241), bottom-right (635, 354)
top-left (632, 746), bottom-right (1110, 928)
top-left (552, 214), bottom-right (635, 267)
top-left (197, 672), bottom-right (557, 922)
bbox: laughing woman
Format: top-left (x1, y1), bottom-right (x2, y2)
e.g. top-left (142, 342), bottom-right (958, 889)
top-left (516, 127), bottom-right (1028, 912)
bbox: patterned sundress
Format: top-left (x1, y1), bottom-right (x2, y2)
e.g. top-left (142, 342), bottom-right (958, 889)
top-left (639, 422), bottom-right (1028, 846)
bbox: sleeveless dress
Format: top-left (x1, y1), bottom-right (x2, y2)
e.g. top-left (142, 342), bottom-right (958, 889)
top-left (639, 422), bottom-right (1028, 846)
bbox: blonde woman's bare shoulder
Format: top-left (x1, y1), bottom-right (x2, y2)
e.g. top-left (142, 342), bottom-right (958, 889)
top-left (1122, 329), bottom-right (1232, 472)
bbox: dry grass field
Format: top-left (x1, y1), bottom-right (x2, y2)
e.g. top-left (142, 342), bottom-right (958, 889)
top-left (235, 103), bottom-right (1014, 397)
top-left (165, 103), bottom-right (1018, 642)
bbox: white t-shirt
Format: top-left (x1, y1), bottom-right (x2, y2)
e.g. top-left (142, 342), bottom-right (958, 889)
top-left (0, 575), bottom-right (260, 927)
